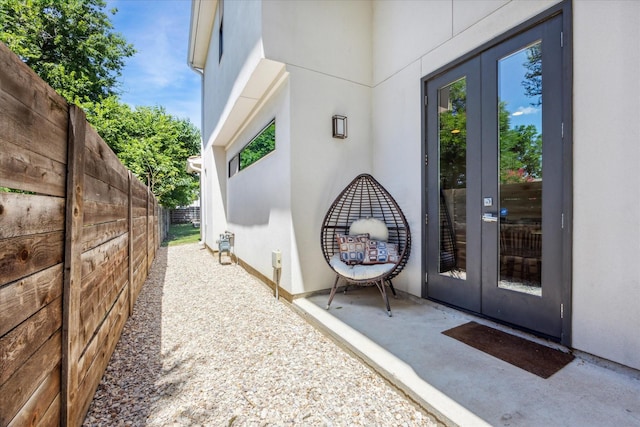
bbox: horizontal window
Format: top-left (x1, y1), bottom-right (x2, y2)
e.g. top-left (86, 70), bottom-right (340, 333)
top-left (229, 120), bottom-right (276, 177)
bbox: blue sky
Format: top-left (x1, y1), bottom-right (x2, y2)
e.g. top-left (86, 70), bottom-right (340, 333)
top-left (499, 46), bottom-right (542, 132)
top-left (106, 0), bottom-right (201, 127)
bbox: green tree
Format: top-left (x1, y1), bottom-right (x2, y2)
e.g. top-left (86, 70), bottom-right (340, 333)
top-left (85, 99), bottom-right (201, 209)
top-left (0, 0), bottom-right (134, 103)
top-left (1, 1), bottom-right (200, 208)
top-left (240, 122), bottom-right (275, 170)
top-left (522, 43), bottom-right (542, 106)
top-left (439, 79), bottom-right (468, 189)
top-left (439, 84), bottom-right (542, 186)
top-left (499, 120), bottom-right (542, 183)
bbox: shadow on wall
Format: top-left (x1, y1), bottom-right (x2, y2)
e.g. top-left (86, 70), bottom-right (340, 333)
top-left (227, 165), bottom-right (288, 227)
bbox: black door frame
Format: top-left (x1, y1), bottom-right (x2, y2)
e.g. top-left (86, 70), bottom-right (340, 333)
top-left (420, 0), bottom-right (573, 345)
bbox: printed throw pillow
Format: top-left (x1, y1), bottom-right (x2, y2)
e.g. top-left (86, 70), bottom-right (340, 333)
top-left (336, 233), bottom-right (369, 265)
top-left (362, 239), bottom-right (400, 264)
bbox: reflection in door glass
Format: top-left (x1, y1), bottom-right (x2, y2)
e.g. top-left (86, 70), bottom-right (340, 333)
top-left (498, 41), bottom-right (543, 296)
top-left (438, 78), bottom-right (467, 279)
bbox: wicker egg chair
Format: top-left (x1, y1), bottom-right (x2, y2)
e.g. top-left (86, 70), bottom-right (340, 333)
top-left (320, 174), bottom-right (411, 316)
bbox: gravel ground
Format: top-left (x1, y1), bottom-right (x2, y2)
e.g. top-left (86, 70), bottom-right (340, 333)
top-left (83, 243), bottom-right (437, 426)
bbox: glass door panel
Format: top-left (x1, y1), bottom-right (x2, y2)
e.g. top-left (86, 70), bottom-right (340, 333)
top-left (426, 58), bottom-right (481, 314)
top-left (438, 78), bottom-right (467, 280)
top-left (497, 42), bottom-right (543, 296)
top-left (425, 13), bottom-right (567, 340)
top-left (480, 14), bottom-right (564, 338)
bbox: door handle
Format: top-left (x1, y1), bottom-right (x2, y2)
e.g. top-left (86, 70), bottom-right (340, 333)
top-left (482, 213), bottom-right (499, 223)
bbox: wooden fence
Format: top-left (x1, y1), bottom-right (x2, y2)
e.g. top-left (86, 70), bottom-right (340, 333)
top-left (441, 182), bottom-right (542, 271)
top-left (0, 42), bottom-right (166, 426)
top-left (170, 206), bottom-right (200, 224)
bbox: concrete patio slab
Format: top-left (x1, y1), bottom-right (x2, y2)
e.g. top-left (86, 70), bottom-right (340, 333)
top-left (295, 287), bottom-right (640, 426)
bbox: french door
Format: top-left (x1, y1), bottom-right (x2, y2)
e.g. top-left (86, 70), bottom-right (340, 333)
top-left (424, 15), bottom-right (569, 340)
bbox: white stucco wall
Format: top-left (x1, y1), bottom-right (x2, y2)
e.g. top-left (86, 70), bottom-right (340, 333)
top-left (371, 60), bottom-right (423, 296)
top-left (202, 1), bottom-right (263, 147)
top-left (261, 0), bottom-right (374, 294)
top-left (226, 81), bottom-right (293, 291)
top-left (199, 152), bottom-right (222, 247)
top-left (262, 0), bottom-right (372, 86)
top-left (287, 67), bottom-right (373, 294)
top-left (571, 0), bottom-right (640, 370)
top-left (195, 0), bottom-right (640, 370)
top-left (199, 0), bottom-right (265, 248)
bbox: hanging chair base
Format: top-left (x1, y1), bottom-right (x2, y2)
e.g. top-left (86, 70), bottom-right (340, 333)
top-left (325, 275), bottom-right (395, 317)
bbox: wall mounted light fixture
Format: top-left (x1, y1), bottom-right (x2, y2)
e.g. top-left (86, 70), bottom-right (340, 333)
top-left (332, 115), bottom-right (347, 139)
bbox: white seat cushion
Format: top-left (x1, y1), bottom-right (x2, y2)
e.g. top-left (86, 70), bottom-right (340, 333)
top-left (349, 217), bottom-right (388, 242)
top-left (330, 254), bottom-right (394, 281)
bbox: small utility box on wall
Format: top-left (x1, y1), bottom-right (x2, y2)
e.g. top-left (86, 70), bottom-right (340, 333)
top-left (217, 231), bottom-right (234, 264)
top-left (272, 250), bottom-right (282, 300)
top-left (272, 250), bottom-right (282, 269)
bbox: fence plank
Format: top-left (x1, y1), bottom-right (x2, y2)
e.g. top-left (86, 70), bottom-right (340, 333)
top-left (80, 233), bottom-right (129, 282)
top-left (0, 296), bottom-right (62, 386)
top-left (0, 330), bottom-right (61, 426)
top-left (146, 189), bottom-right (151, 274)
top-left (132, 261), bottom-right (147, 302)
top-left (62, 105), bottom-right (86, 427)
top-left (81, 219), bottom-right (128, 253)
top-left (72, 283), bottom-right (128, 427)
top-left (130, 176), bottom-right (148, 199)
top-left (6, 362), bottom-right (60, 427)
top-left (0, 264), bottom-right (63, 337)
top-left (83, 200), bottom-right (128, 227)
top-left (77, 263), bottom-right (128, 378)
top-left (38, 394), bottom-right (60, 427)
top-left (0, 139), bottom-right (66, 196)
top-left (83, 127), bottom-right (129, 192)
top-left (79, 244), bottom-right (128, 352)
top-left (0, 232), bottom-right (64, 287)
top-left (84, 174), bottom-right (128, 205)
top-left (0, 42), bottom-right (67, 140)
top-left (83, 147), bottom-right (128, 194)
top-left (0, 88), bottom-right (67, 165)
top-left (0, 192), bottom-right (65, 239)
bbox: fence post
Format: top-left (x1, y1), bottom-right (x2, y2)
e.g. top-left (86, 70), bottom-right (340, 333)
top-left (146, 187), bottom-right (150, 274)
top-left (155, 199), bottom-right (159, 249)
top-left (62, 105), bottom-right (86, 426)
top-left (128, 171), bottom-right (134, 316)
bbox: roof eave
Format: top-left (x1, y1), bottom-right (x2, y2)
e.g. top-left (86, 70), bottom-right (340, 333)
top-left (188, 0), bottom-right (218, 70)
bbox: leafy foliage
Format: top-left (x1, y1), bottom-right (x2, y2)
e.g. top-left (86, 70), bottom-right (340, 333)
top-left (438, 79), bottom-right (468, 189)
top-left (1, 0), bottom-right (201, 208)
top-left (240, 121), bottom-right (276, 170)
top-left (439, 60), bottom-right (543, 187)
top-left (0, 0), bottom-right (135, 104)
top-left (499, 118), bottom-right (542, 183)
top-left (84, 98), bottom-right (200, 209)
top-left (522, 43), bottom-right (542, 106)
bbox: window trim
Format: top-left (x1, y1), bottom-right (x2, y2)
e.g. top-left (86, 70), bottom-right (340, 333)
top-left (229, 119), bottom-right (276, 178)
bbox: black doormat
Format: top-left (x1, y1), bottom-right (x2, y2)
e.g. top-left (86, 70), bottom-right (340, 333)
top-left (442, 321), bottom-right (574, 379)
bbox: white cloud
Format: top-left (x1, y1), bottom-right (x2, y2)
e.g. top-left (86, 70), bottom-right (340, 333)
top-left (512, 106), bottom-right (539, 116)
